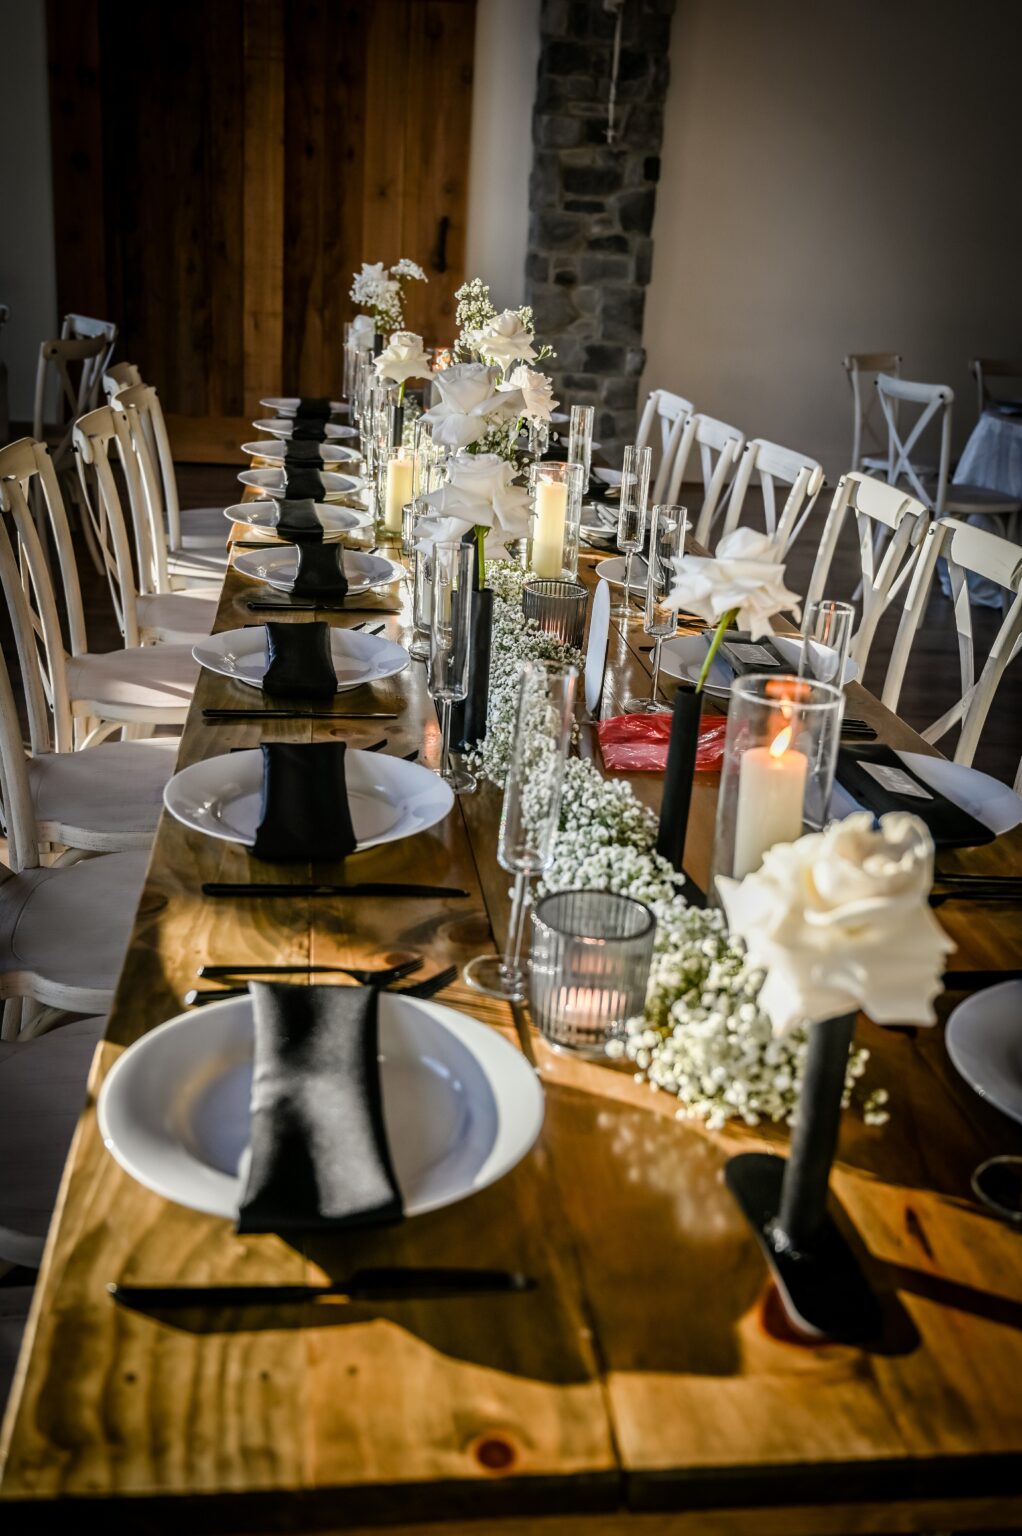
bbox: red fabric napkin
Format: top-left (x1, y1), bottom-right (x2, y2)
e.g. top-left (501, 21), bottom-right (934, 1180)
top-left (597, 711), bottom-right (727, 773)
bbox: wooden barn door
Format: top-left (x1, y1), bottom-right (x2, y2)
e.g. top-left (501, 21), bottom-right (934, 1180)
top-left (46, 0), bottom-right (476, 460)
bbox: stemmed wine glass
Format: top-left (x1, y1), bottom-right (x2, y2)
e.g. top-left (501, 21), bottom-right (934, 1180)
top-left (624, 503), bottom-right (687, 712)
top-left (463, 659), bottom-right (578, 1000)
top-left (612, 443), bottom-right (652, 619)
top-left (427, 540), bottom-right (475, 795)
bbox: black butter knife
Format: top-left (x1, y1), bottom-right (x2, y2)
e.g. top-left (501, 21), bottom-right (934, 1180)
top-left (109, 1267), bottom-right (535, 1311)
top-left (202, 881), bottom-right (469, 899)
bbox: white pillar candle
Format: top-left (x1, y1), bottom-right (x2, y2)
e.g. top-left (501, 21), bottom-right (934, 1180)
top-left (732, 726), bottom-right (808, 879)
top-left (384, 453), bottom-right (413, 533)
top-left (532, 476), bottom-right (568, 579)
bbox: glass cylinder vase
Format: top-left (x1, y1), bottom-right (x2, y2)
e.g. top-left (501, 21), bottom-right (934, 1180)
top-left (711, 674), bottom-right (844, 891)
top-left (528, 461), bottom-right (584, 580)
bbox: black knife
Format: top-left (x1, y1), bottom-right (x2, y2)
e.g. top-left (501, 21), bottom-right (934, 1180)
top-left (109, 1267), bottom-right (535, 1311)
top-left (202, 882), bottom-right (469, 898)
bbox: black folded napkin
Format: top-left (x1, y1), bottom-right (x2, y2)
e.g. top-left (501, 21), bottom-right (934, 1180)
top-left (284, 441), bottom-right (325, 471)
top-left (292, 542), bottom-right (350, 600)
top-left (283, 467), bottom-right (326, 501)
top-left (274, 497), bottom-right (323, 544)
top-left (295, 396), bottom-right (332, 420)
top-left (262, 621), bottom-right (337, 699)
top-left (290, 420), bottom-right (328, 442)
top-left (237, 981), bottom-right (404, 1234)
top-left (835, 742), bottom-right (993, 849)
top-left (251, 741), bottom-right (357, 862)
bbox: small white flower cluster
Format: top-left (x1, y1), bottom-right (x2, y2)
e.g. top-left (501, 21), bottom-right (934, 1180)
top-left (453, 278), bottom-right (498, 361)
top-left (350, 259), bottom-right (426, 332)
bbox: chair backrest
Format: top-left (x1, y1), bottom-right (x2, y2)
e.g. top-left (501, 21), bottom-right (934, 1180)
top-left (635, 388), bottom-right (695, 505)
top-left (73, 405), bottom-right (153, 646)
top-left (111, 382), bottom-right (183, 573)
top-left (718, 437), bottom-right (825, 551)
top-left (843, 352), bottom-right (901, 472)
top-left (970, 357), bottom-right (1022, 421)
top-left (31, 335), bottom-right (110, 469)
top-left (805, 471), bottom-right (930, 676)
top-left (875, 373), bottom-right (953, 514)
top-left (665, 412), bottom-right (745, 545)
top-left (102, 362), bottom-right (143, 400)
top-left (0, 581), bottom-right (43, 872)
top-left (61, 313), bottom-right (117, 383)
top-left (0, 438), bottom-right (83, 755)
top-left (883, 517), bottom-right (1022, 786)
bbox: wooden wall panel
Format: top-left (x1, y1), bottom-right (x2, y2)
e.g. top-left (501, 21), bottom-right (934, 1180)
top-left (46, 0), bottom-right (477, 460)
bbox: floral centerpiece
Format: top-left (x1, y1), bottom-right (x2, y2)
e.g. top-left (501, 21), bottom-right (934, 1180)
top-left (350, 258), bottom-right (427, 335)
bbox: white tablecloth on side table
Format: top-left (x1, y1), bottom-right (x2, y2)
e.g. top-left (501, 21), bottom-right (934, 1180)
top-left (940, 410), bottom-right (1022, 607)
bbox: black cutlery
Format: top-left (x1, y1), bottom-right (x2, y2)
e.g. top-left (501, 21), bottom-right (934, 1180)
top-left (184, 963), bottom-right (457, 1008)
top-left (201, 709), bottom-right (399, 721)
top-left (197, 957), bottom-right (422, 985)
top-left (108, 1267), bottom-right (535, 1311)
top-left (943, 969), bottom-right (1022, 989)
top-left (247, 601), bottom-right (392, 614)
top-left (202, 881), bottom-right (469, 899)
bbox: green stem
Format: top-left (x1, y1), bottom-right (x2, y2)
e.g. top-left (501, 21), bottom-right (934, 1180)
top-left (397, 380), bottom-right (406, 405)
top-left (475, 524), bottom-right (486, 591)
top-left (696, 607), bottom-right (739, 694)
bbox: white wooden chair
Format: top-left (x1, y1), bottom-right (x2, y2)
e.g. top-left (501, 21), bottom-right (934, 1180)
top-left (0, 303), bottom-right (9, 445)
top-left (970, 357), bottom-right (1022, 421)
top-left (875, 374), bottom-right (1022, 526)
top-left (663, 412), bottom-right (745, 546)
top-left (74, 406), bottom-right (219, 644)
top-left (805, 472), bottom-right (930, 677)
top-left (102, 361), bottom-right (143, 400)
top-left (843, 352), bottom-right (901, 474)
top-left (635, 388), bottom-right (695, 505)
top-left (883, 517), bottom-right (1022, 789)
top-left (29, 332), bottom-right (111, 565)
top-left (113, 382), bottom-right (230, 586)
top-left (0, 438), bottom-right (198, 748)
top-left (716, 438), bottom-right (825, 552)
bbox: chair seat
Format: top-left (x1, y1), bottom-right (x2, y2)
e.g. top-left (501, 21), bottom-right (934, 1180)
top-left (67, 645), bottom-right (199, 721)
top-left (945, 482), bottom-right (1022, 515)
top-left (0, 849), bottom-right (149, 1011)
top-left (0, 1014), bottom-right (106, 1266)
top-left (180, 503), bottom-right (229, 544)
top-left (138, 587), bottom-right (219, 641)
top-left (167, 545), bottom-right (230, 586)
top-left (28, 739), bottom-right (179, 851)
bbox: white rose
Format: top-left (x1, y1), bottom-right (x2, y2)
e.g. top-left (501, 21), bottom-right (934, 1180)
top-left (422, 363), bottom-right (513, 450)
top-left (374, 330), bottom-right (432, 387)
top-left (475, 309), bottom-right (538, 370)
top-left (668, 527), bottom-right (801, 639)
top-left (717, 812), bottom-right (953, 1035)
top-left (417, 451), bottom-right (530, 555)
top-left (502, 365), bottom-right (558, 424)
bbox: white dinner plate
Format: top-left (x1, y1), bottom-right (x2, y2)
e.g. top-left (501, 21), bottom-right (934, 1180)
top-left (595, 555), bottom-right (649, 592)
top-left (241, 440), bottom-right (362, 466)
top-left (658, 632), bottom-right (859, 700)
top-left (580, 505), bottom-right (618, 542)
top-left (224, 499), bottom-right (372, 541)
top-left (97, 991), bottom-right (545, 1220)
top-left (164, 746), bottom-right (453, 852)
top-left (593, 466), bottom-right (623, 488)
top-left (192, 625), bottom-right (409, 693)
top-left (233, 547), bottom-right (402, 595)
top-left (830, 753), bottom-right (1022, 835)
top-left (585, 577), bottom-right (612, 715)
top-left (252, 417), bottom-right (358, 441)
top-left (238, 467), bottom-right (364, 502)
top-left (260, 397), bottom-right (348, 418)
top-left (946, 981), bottom-right (1022, 1126)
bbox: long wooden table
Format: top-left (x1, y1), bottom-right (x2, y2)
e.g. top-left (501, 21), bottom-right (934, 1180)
top-left (2, 518), bottom-right (1022, 1534)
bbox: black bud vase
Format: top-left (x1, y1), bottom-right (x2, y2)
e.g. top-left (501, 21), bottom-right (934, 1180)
top-left (656, 685), bottom-right (703, 882)
top-left (450, 586), bottom-right (493, 752)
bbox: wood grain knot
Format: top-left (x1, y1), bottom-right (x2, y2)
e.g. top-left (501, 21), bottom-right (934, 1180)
top-left (471, 1435), bottom-right (517, 1473)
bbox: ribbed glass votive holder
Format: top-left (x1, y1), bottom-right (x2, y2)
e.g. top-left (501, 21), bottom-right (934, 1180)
top-left (529, 889), bottom-right (656, 1057)
top-left (522, 578), bottom-right (589, 650)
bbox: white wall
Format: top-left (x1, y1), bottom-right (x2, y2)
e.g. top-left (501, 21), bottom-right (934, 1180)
top-left (0, 0), bottom-right (57, 424)
top-left (643, 0), bottom-right (1022, 479)
top-left (465, 0), bottom-right (540, 310)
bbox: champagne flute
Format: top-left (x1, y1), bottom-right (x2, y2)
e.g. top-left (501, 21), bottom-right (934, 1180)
top-left (568, 404), bottom-right (594, 495)
top-left (463, 660), bottom-right (578, 1000)
top-left (427, 540), bottom-right (475, 794)
top-left (612, 443), bottom-right (652, 619)
top-left (624, 503), bottom-right (687, 712)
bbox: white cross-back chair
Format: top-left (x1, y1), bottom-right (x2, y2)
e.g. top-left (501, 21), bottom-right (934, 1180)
top-left (970, 357), bottom-right (1022, 421)
top-left (112, 382), bottom-right (230, 586)
top-left (806, 472), bottom-right (931, 677)
top-left (883, 517), bottom-right (1022, 790)
top-left (663, 412), bottom-right (745, 546)
top-left (717, 438), bottom-right (825, 552)
top-left (843, 352), bottom-right (901, 474)
top-left (0, 438), bottom-right (199, 748)
top-left (635, 388), bottom-right (695, 505)
top-left (876, 374), bottom-right (1022, 527)
top-left (29, 332), bottom-right (111, 566)
top-left (74, 406), bottom-right (219, 644)
top-left (102, 361), bottom-right (143, 400)
top-left (0, 303), bottom-right (9, 444)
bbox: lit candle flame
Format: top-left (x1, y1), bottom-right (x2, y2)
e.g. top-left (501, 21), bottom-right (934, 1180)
top-left (769, 725), bottom-right (792, 758)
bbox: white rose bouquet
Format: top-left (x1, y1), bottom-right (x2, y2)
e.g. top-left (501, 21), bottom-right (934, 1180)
top-left (446, 277), bottom-right (557, 462)
top-left (350, 257), bottom-right (427, 332)
top-left (415, 452), bottom-right (531, 571)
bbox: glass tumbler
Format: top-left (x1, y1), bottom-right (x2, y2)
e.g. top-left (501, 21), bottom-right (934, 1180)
top-left (624, 503), bottom-right (688, 712)
top-left (798, 599), bottom-right (855, 687)
top-left (529, 889), bottom-right (656, 1057)
top-left (613, 443), bottom-right (652, 619)
top-left (427, 540), bottom-right (475, 794)
top-left (463, 660), bottom-right (578, 1001)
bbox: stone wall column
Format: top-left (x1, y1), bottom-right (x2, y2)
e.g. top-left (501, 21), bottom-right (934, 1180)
top-left (526, 0), bottom-right (675, 458)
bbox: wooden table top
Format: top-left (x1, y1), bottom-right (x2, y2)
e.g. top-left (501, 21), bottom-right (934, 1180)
top-left (2, 518), bottom-right (1021, 1536)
